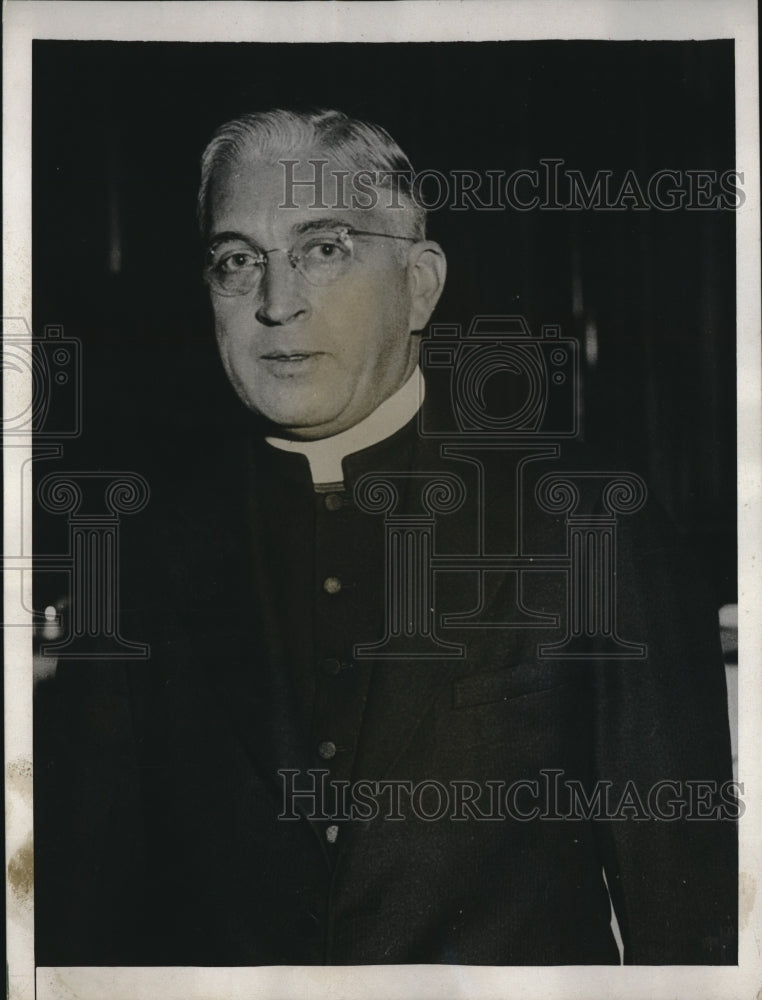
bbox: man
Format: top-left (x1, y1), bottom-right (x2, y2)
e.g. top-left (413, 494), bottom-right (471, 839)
top-left (36, 108), bottom-right (737, 966)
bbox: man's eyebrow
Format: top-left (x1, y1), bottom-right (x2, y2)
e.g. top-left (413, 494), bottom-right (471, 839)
top-left (292, 217), bottom-right (355, 234)
top-left (208, 219), bottom-right (355, 248)
top-left (207, 230), bottom-right (259, 249)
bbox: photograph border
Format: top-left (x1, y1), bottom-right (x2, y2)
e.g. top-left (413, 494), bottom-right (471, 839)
top-left (4, 3), bottom-right (760, 998)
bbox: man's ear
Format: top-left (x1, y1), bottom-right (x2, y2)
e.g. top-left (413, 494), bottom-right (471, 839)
top-left (407, 241), bottom-right (447, 332)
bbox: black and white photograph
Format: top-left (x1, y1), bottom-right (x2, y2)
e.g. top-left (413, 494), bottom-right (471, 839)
top-left (4, 2), bottom-right (760, 998)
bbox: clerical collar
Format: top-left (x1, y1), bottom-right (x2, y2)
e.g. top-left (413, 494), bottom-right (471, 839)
top-left (265, 367), bottom-right (424, 485)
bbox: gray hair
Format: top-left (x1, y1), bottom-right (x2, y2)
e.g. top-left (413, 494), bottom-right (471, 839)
top-left (197, 108), bottom-right (426, 239)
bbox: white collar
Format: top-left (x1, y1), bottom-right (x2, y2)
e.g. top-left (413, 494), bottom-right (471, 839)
top-left (265, 367), bottom-right (424, 485)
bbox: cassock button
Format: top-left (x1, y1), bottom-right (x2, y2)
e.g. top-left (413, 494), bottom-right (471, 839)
top-left (323, 576), bottom-right (342, 595)
top-left (322, 658), bottom-right (342, 676)
top-left (326, 825), bottom-right (339, 844)
top-left (324, 493), bottom-right (344, 512)
top-left (318, 741), bottom-right (337, 760)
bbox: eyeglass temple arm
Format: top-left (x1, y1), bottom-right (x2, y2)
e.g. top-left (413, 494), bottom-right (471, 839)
top-left (348, 229), bottom-right (418, 243)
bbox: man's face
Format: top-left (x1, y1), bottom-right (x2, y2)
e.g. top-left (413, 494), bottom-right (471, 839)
top-left (207, 152), bottom-right (422, 440)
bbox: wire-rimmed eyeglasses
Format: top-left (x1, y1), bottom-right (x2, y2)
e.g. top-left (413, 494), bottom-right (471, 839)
top-left (203, 225), bottom-right (417, 297)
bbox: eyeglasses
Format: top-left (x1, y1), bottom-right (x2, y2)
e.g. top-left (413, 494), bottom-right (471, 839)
top-left (203, 226), bottom-right (417, 297)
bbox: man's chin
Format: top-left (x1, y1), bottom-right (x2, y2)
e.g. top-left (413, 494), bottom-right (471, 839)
top-left (247, 399), bottom-right (348, 440)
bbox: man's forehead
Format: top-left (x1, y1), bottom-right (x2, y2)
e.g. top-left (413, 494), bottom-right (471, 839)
top-left (209, 150), bottom-right (405, 234)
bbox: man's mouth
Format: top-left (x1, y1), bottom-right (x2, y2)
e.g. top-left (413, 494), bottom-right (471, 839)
top-left (260, 350), bottom-right (322, 361)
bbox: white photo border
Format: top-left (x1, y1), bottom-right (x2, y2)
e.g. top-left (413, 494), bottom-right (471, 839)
top-left (4, 2), bottom-right (760, 998)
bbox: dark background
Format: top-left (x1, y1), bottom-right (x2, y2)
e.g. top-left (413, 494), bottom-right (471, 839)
top-left (32, 40), bottom-right (736, 605)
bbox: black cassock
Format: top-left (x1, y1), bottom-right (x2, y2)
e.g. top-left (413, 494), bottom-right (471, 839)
top-left (35, 380), bottom-right (737, 966)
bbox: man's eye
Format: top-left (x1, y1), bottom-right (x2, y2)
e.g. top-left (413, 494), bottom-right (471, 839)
top-left (217, 251), bottom-right (259, 273)
top-left (302, 238), bottom-right (350, 262)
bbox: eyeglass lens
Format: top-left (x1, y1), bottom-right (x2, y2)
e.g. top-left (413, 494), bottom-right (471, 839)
top-left (205, 230), bottom-right (354, 295)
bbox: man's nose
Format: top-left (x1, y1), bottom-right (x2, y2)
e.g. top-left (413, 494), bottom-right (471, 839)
top-left (255, 251), bottom-right (309, 327)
